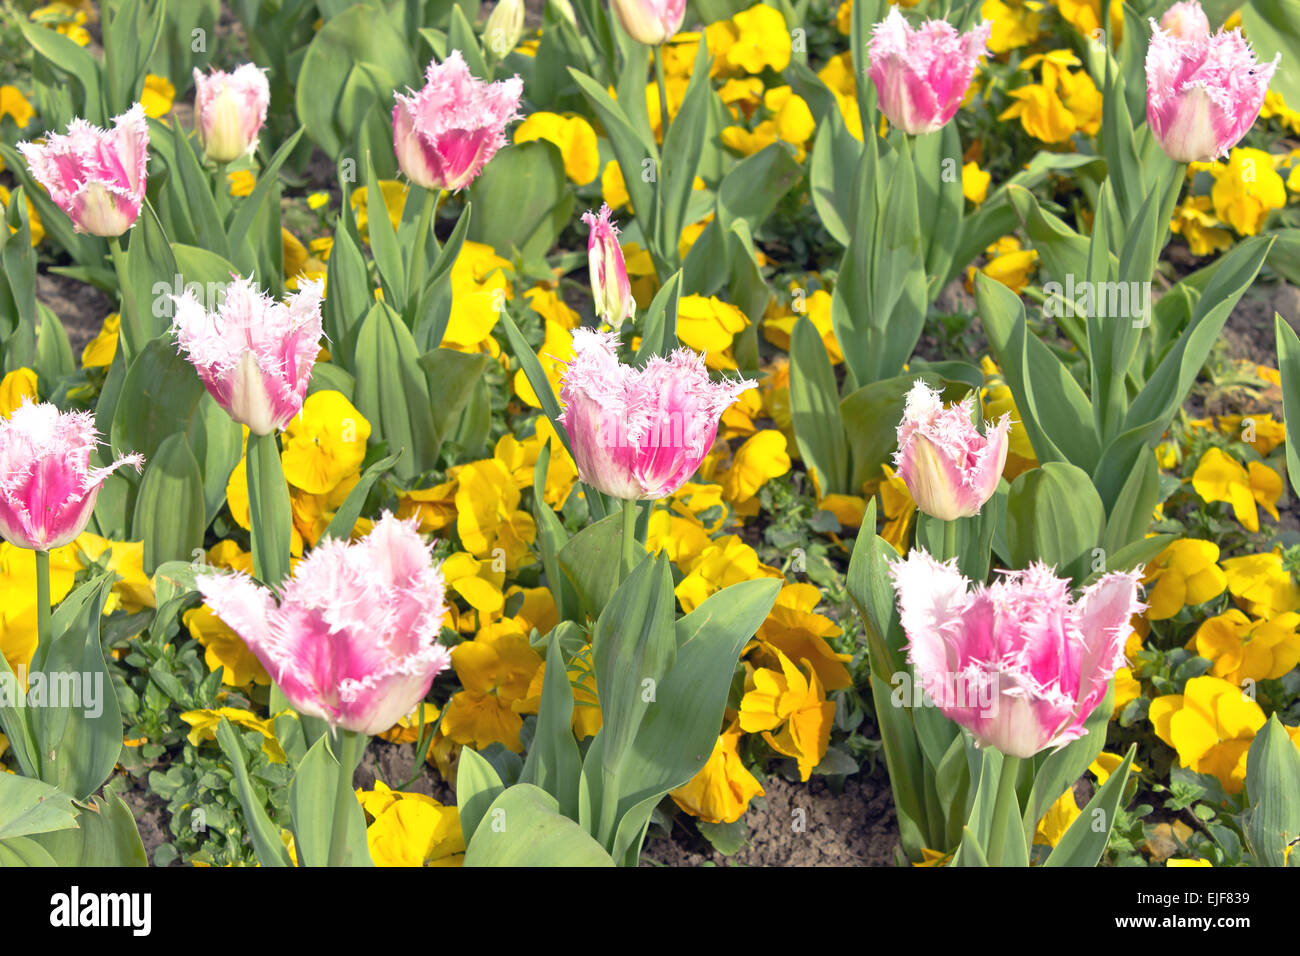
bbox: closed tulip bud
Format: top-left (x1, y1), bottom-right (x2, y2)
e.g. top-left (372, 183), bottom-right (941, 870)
top-left (1146, 21), bottom-right (1277, 163)
top-left (0, 401), bottom-right (143, 550)
top-left (193, 64), bottom-right (270, 163)
top-left (392, 51), bottom-right (523, 192)
top-left (558, 329), bottom-right (754, 500)
top-left (1159, 0), bottom-right (1210, 39)
top-left (171, 275), bottom-right (324, 435)
top-left (582, 204), bottom-right (635, 330)
top-left (197, 513), bottom-right (451, 735)
top-left (18, 104), bottom-right (148, 237)
top-left (867, 7), bottom-right (991, 135)
top-left (485, 0), bottom-right (525, 58)
top-left (610, 0), bottom-right (686, 46)
top-left (894, 379), bottom-right (1008, 521)
top-left (890, 549), bottom-right (1144, 759)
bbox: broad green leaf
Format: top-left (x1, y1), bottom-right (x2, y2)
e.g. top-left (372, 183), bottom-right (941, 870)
top-left (1244, 714), bottom-right (1300, 867)
top-left (30, 793), bottom-right (147, 866)
top-left (131, 432), bottom-right (206, 574)
top-left (464, 784), bottom-right (614, 866)
top-left (1043, 745), bottom-right (1135, 867)
top-left (0, 776), bottom-right (79, 840)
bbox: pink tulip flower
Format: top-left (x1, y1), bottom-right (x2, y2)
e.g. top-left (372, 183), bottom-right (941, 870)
top-left (1159, 0), bottom-right (1210, 39)
top-left (18, 104), bottom-right (148, 237)
top-left (193, 63), bottom-right (271, 163)
top-left (582, 204), bottom-right (636, 331)
top-left (867, 8), bottom-right (991, 135)
top-left (890, 549), bottom-right (1144, 759)
top-left (610, 0), bottom-right (686, 46)
top-left (197, 513), bottom-right (451, 735)
top-left (171, 275), bottom-right (324, 436)
top-left (1146, 20), bottom-right (1278, 163)
top-left (558, 329), bottom-right (754, 500)
top-left (0, 401), bottom-right (143, 551)
top-left (392, 50), bottom-right (523, 192)
top-left (893, 380), bottom-right (1009, 521)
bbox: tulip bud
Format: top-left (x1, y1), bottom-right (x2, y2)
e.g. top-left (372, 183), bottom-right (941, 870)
top-left (1146, 20), bottom-right (1277, 163)
top-left (894, 379), bottom-right (1008, 521)
top-left (485, 0), bottom-right (525, 59)
top-left (582, 204), bottom-right (636, 331)
top-left (610, 0), bottom-right (686, 46)
top-left (193, 65), bottom-right (270, 163)
top-left (1159, 0), bottom-right (1210, 40)
top-left (867, 7), bottom-right (991, 135)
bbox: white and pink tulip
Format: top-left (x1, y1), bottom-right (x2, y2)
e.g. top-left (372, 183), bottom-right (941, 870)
top-left (193, 63), bottom-right (271, 163)
top-left (890, 549), bottom-right (1144, 759)
top-left (558, 329), bottom-right (754, 500)
top-left (0, 401), bottom-right (143, 551)
top-left (197, 513), bottom-right (451, 735)
top-left (583, 204), bottom-right (636, 331)
top-left (18, 104), bottom-right (149, 237)
top-left (170, 275), bottom-right (324, 436)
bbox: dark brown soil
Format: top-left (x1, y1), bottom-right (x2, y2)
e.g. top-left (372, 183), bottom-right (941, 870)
top-left (116, 772), bottom-right (174, 866)
top-left (35, 269), bottom-right (112, 357)
top-left (642, 762), bottom-right (900, 867)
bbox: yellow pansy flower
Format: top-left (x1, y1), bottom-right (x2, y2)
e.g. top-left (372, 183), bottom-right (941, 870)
top-left (739, 647), bottom-right (835, 781)
top-left (675, 535), bottom-right (782, 613)
top-left (646, 510), bottom-right (714, 570)
top-left (1149, 676), bottom-right (1265, 794)
top-left (817, 53), bottom-right (864, 141)
top-left (752, 582), bottom-right (852, 691)
top-left (1191, 447), bottom-right (1280, 532)
top-left (180, 708), bottom-right (286, 763)
top-left (1170, 196), bottom-right (1233, 256)
top-left (762, 289), bottom-right (843, 364)
top-left (962, 161), bottom-right (991, 205)
top-left (676, 294), bottom-right (748, 370)
top-left (443, 241), bottom-right (513, 354)
top-left (967, 236), bottom-right (1038, 294)
top-left (443, 551), bottom-right (506, 621)
top-left (184, 604), bottom-right (271, 687)
top-left (280, 390), bottom-right (370, 495)
top-left (226, 169), bottom-right (255, 197)
top-left (0, 368), bottom-right (38, 417)
top-left (141, 74), bottom-right (175, 118)
top-left (454, 458), bottom-right (536, 570)
top-left (513, 111), bottom-right (599, 185)
top-left (669, 720), bottom-right (765, 824)
top-left (493, 418), bottom-right (577, 510)
top-left (377, 702), bottom-right (441, 744)
top-left (1142, 539), bottom-right (1227, 620)
top-left (397, 478), bottom-right (458, 534)
top-left (513, 318), bottom-right (573, 410)
top-left (350, 180), bottom-right (407, 242)
top-left (0, 86), bottom-right (34, 128)
top-left (645, 76), bottom-right (689, 143)
top-left (81, 313), bottom-right (120, 369)
top-left (718, 429), bottom-right (791, 505)
top-left (1210, 149), bottom-right (1287, 236)
top-left (0, 184), bottom-right (44, 245)
top-left (873, 462), bottom-right (916, 554)
top-left (601, 160), bottom-right (632, 211)
top-left (0, 541), bottom-right (80, 678)
top-left (1090, 751), bottom-right (1142, 787)
top-left (1194, 609), bottom-right (1300, 686)
top-left (980, 356), bottom-right (1036, 479)
top-left (725, 3), bottom-right (792, 75)
top-left (441, 620), bottom-right (543, 752)
top-left (982, 0), bottom-right (1043, 53)
top-left (365, 794), bottom-right (464, 867)
top-left (1034, 787), bottom-right (1081, 847)
top-left (1221, 552), bottom-right (1300, 619)
top-left (1216, 413), bottom-right (1285, 456)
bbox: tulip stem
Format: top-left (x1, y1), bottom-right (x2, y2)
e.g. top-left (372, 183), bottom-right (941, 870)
top-left (108, 236), bottom-right (140, 361)
top-left (327, 729), bottom-right (365, 867)
top-left (620, 497), bottom-right (638, 582)
top-left (35, 549), bottom-right (50, 650)
top-left (942, 518), bottom-right (958, 565)
top-left (987, 753), bottom-right (1023, 866)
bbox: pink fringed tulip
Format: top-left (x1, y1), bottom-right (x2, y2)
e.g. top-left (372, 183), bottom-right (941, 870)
top-left (558, 329), bottom-right (754, 500)
top-left (197, 513), bottom-right (451, 735)
top-left (893, 380), bottom-right (1009, 521)
top-left (392, 50), bottom-right (522, 192)
top-left (171, 275), bottom-right (324, 435)
top-left (582, 205), bottom-right (635, 331)
top-left (890, 549), bottom-right (1144, 759)
top-left (867, 8), bottom-right (991, 135)
top-left (18, 104), bottom-right (148, 237)
top-left (1146, 20), bottom-right (1278, 162)
top-left (0, 401), bottom-right (143, 551)
top-left (193, 64), bottom-right (271, 163)
top-left (1159, 0), bottom-right (1210, 39)
top-left (610, 0), bottom-right (686, 46)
